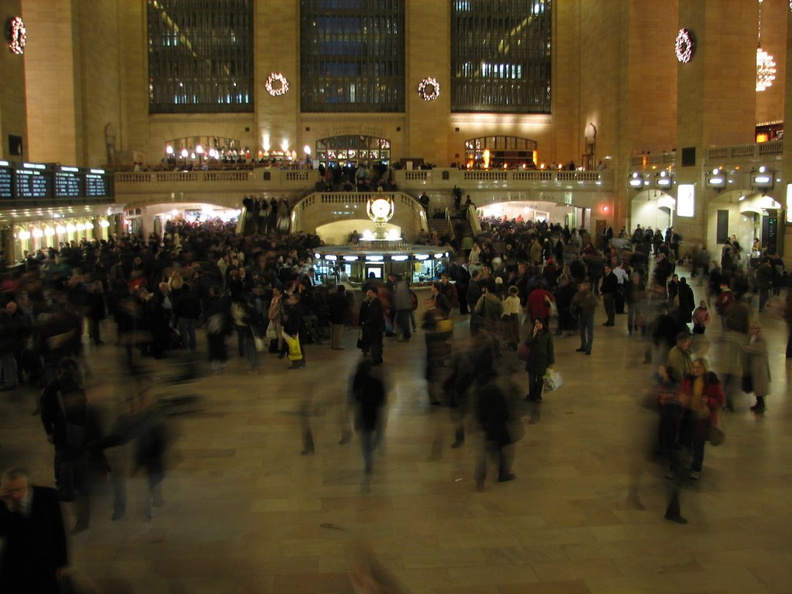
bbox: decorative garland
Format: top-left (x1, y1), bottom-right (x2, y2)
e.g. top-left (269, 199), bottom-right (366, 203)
top-left (674, 28), bottom-right (694, 63)
top-left (8, 17), bottom-right (26, 55)
top-left (265, 72), bottom-right (289, 97)
top-left (417, 77), bottom-right (440, 101)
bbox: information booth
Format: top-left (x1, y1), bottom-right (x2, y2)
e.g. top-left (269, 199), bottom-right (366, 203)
top-left (312, 243), bottom-right (452, 288)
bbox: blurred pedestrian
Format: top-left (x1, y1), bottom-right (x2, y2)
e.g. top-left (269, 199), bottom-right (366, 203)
top-left (473, 365), bottom-right (519, 490)
top-left (0, 468), bottom-right (69, 593)
top-left (350, 359), bottom-right (387, 479)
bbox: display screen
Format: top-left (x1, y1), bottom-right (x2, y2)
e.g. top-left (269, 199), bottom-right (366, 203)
top-left (14, 168), bottom-right (53, 199)
top-left (55, 171), bottom-right (83, 197)
top-left (0, 166), bottom-right (12, 199)
top-left (85, 173), bottom-right (109, 197)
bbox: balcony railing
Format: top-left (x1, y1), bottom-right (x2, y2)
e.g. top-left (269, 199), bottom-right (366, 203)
top-left (629, 140), bottom-right (784, 169)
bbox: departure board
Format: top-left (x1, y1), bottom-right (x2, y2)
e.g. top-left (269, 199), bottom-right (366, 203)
top-left (55, 171), bottom-right (83, 198)
top-left (0, 165), bottom-right (12, 199)
top-left (14, 168), bottom-right (53, 199)
top-left (85, 173), bottom-right (110, 197)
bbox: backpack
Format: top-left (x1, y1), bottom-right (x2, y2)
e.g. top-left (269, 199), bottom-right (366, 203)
top-left (57, 387), bottom-right (89, 453)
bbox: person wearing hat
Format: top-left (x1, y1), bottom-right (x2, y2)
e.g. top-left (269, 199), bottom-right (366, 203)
top-left (666, 330), bottom-right (693, 383)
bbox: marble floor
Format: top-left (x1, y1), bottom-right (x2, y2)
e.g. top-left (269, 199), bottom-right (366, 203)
top-left (1, 288), bottom-right (791, 594)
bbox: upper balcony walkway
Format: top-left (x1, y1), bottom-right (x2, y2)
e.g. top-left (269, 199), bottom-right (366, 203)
top-left (110, 139), bottom-right (785, 208)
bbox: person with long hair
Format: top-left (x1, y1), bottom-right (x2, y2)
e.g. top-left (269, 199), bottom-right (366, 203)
top-left (678, 358), bottom-right (725, 480)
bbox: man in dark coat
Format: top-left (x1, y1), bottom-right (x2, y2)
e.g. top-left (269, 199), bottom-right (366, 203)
top-left (39, 357), bottom-right (93, 533)
top-left (676, 277), bottom-right (696, 326)
top-left (350, 360), bottom-right (387, 477)
top-left (474, 368), bottom-right (517, 490)
top-left (328, 285), bottom-right (349, 350)
top-left (360, 288), bottom-right (385, 365)
top-left (0, 468), bottom-right (69, 593)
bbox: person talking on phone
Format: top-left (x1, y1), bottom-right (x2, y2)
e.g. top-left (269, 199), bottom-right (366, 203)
top-left (523, 317), bottom-right (555, 403)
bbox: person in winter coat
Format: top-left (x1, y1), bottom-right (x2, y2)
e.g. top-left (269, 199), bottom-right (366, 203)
top-left (692, 300), bottom-right (711, 335)
top-left (500, 285), bottom-right (521, 350)
top-left (742, 323), bottom-right (770, 413)
top-left (676, 277), bottom-right (696, 327)
top-left (173, 282), bottom-right (201, 352)
top-left (523, 317), bottom-right (555, 402)
top-left (677, 358), bottom-right (725, 480)
top-left (570, 281), bottom-right (599, 355)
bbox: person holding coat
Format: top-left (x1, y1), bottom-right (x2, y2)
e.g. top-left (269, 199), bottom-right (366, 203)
top-left (742, 323), bottom-right (770, 413)
top-left (678, 358), bottom-right (725, 480)
top-left (523, 317), bottom-right (555, 402)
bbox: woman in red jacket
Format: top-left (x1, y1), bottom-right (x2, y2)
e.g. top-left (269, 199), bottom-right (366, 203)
top-left (678, 358), bottom-right (725, 480)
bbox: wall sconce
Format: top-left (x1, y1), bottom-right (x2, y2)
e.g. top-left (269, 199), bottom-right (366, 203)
top-left (705, 168), bottom-right (727, 190)
top-left (655, 170), bottom-right (673, 189)
top-left (628, 172), bottom-right (645, 189)
top-left (750, 166), bottom-right (774, 190)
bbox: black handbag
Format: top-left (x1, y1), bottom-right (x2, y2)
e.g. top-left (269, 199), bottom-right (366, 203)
top-left (268, 339), bottom-right (280, 354)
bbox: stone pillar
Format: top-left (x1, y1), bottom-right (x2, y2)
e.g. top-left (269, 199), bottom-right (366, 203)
top-left (0, 0), bottom-right (27, 161)
top-left (781, 6), bottom-right (792, 262)
top-left (405, 0), bottom-right (451, 165)
top-left (21, 0), bottom-right (79, 164)
top-left (674, 0), bottom-right (759, 247)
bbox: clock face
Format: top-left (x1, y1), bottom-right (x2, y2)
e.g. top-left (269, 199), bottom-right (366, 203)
top-left (675, 28), bottom-right (694, 63)
top-left (371, 198), bottom-right (390, 218)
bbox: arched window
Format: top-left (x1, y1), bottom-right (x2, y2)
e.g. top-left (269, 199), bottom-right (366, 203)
top-left (148, 0), bottom-right (254, 114)
top-left (315, 136), bottom-right (391, 167)
top-left (465, 136), bottom-right (538, 168)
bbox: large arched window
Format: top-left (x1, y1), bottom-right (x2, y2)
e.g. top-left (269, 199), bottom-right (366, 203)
top-left (147, 0), bottom-right (254, 114)
top-left (465, 136), bottom-right (538, 168)
top-left (451, 1), bottom-right (551, 114)
top-left (300, 0), bottom-right (405, 113)
top-left (315, 135), bottom-right (391, 167)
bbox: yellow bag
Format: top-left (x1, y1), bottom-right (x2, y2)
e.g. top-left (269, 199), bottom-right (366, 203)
top-left (436, 318), bottom-right (453, 334)
top-left (283, 332), bottom-right (303, 361)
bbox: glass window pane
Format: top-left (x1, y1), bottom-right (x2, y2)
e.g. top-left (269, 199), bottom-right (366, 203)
top-left (148, 0), bottom-right (253, 114)
top-left (451, 0), bottom-right (551, 114)
top-left (301, 0), bottom-right (405, 112)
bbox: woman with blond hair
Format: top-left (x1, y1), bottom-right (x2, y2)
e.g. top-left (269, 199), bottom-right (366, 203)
top-left (500, 285), bottom-right (521, 350)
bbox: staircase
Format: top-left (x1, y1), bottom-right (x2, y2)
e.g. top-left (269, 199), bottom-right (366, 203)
top-left (427, 217), bottom-right (453, 239)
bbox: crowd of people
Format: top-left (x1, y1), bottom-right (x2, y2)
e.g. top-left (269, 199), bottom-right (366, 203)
top-left (0, 212), bottom-right (790, 587)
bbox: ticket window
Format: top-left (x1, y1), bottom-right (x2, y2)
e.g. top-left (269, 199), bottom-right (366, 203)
top-left (365, 265), bottom-right (383, 282)
top-left (313, 260), bottom-right (335, 284)
top-left (413, 259), bottom-right (433, 283)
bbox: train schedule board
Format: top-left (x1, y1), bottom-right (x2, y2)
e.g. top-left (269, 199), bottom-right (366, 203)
top-left (0, 161), bottom-right (12, 199)
top-left (85, 170), bottom-right (111, 197)
top-left (14, 165), bottom-right (53, 199)
top-left (55, 167), bottom-right (83, 198)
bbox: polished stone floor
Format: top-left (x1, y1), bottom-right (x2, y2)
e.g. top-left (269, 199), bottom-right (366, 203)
top-left (1, 286), bottom-right (790, 593)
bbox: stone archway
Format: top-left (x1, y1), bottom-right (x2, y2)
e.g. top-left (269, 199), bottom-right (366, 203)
top-left (630, 189), bottom-right (675, 233)
top-left (708, 189), bottom-right (782, 254)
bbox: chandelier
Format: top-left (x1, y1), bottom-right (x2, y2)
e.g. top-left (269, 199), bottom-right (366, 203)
top-left (756, 0), bottom-right (776, 92)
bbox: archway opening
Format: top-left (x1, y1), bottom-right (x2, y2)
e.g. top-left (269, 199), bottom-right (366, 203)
top-left (315, 135), bottom-right (392, 168)
top-left (464, 136), bottom-right (538, 169)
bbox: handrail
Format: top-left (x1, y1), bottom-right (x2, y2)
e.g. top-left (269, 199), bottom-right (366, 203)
top-left (466, 205), bottom-right (482, 236)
